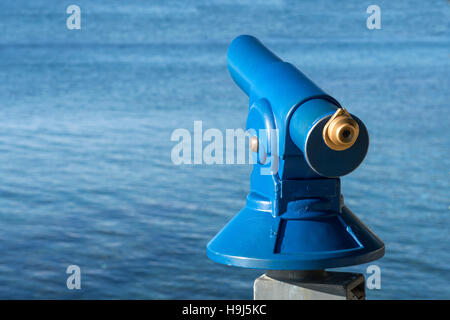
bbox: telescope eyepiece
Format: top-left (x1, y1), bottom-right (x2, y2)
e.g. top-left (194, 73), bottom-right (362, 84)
top-left (323, 108), bottom-right (359, 151)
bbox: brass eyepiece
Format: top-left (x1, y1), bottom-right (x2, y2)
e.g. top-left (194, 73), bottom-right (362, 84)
top-left (323, 108), bottom-right (359, 151)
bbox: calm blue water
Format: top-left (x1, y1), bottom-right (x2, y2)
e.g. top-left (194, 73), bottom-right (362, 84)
top-left (0, 0), bottom-right (448, 299)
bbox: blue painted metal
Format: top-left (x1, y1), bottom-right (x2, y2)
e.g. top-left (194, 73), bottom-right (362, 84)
top-left (207, 35), bottom-right (384, 270)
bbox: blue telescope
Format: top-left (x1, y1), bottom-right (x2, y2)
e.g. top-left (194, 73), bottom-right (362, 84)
top-left (207, 35), bottom-right (384, 270)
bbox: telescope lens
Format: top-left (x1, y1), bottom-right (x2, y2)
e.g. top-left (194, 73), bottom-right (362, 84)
top-left (342, 129), bottom-right (351, 139)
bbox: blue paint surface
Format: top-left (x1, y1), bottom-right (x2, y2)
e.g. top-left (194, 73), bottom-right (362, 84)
top-left (0, 0), bottom-right (448, 299)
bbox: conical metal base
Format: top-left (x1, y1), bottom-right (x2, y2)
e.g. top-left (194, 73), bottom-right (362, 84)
top-left (207, 204), bottom-right (384, 270)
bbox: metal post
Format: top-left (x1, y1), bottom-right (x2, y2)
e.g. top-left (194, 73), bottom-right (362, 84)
top-left (254, 270), bottom-right (365, 300)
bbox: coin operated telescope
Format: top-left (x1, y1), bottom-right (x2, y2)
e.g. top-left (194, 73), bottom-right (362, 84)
top-left (207, 35), bottom-right (384, 299)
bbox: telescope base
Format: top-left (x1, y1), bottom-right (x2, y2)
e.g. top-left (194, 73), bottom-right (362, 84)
top-left (254, 270), bottom-right (365, 300)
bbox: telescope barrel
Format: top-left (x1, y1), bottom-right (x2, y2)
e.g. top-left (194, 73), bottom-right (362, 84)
top-left (227, 35), bottom-right (282, 96)
top-left (227, 35), bottom-right (326, 107)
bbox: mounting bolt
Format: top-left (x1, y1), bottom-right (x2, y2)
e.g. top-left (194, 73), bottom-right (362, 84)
top-left (250, 136), bottom-right (259, 152)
